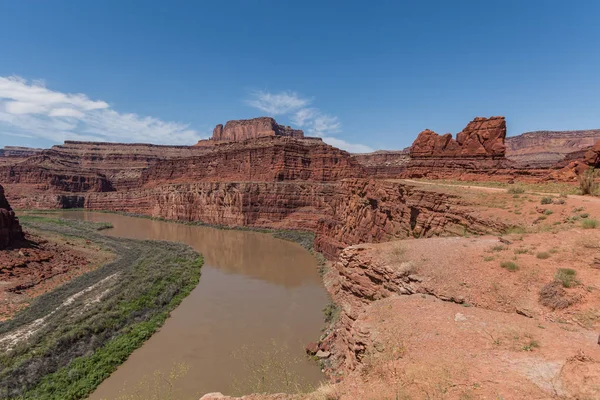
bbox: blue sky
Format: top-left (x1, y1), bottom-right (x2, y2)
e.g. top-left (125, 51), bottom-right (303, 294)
top-left (0, 0), bottom-right (599, 152)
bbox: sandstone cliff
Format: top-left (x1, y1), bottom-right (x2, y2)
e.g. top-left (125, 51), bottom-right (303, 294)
top-left (506, 129), bottom-right (600, 168)
top-left (0, 147), bottom-right (42, 166)
top-left (0, 184), bottom-right (24, 249)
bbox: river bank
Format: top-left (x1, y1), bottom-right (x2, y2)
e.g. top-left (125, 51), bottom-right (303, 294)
top-left (0, 217), bottom-right (203, 400)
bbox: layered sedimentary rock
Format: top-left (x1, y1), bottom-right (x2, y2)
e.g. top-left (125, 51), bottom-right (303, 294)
top-left (584, 139), bottom-right (600, 167)
top-left (0, 184), bottom-right (24, 249)
top-left (506, 129), bottom-right (600, 168)
top-left (0, 147), bottom-right (42, 166)
top-left (44, 141), bottom-right (209, 190)
top-left (0, 155), bottom-right (114, 192)
top-left (352, 149), bottom-right (410, 177)
top-left (141, 136), bottom-right (365, 185)
top-left (204, 117), bottom-right (304, 144)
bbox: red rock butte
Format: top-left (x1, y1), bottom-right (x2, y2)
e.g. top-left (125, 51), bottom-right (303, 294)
top-left (196, 116), bottom-right (304, 146)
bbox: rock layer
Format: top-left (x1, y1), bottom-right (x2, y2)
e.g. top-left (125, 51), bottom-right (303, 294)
top-left (0, 184), bottom-right (24, 249)
top-left (142, 136), bottom-right (364, 185)
top-left (506, 129), bottom-right (600, 167)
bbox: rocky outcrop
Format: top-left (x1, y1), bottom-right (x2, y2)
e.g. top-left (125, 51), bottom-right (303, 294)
top-left (410, 116), bottom-right (506, 159)
top-left (206, 117), bottom-right (304, 143)
top-left (506, 129), bottom-right (600, 168)
top-left (0, 147), bottom-right (42, 166)
top-left (142, 136), bottom-right (365, 185)
top-left (314, 179), bottom-right (505, 258)
top-left (584, 139), bottom-right (600, 167)
top-left (0, 184), bottom-right (24, 249)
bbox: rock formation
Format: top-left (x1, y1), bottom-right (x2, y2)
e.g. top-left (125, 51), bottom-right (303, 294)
top-left (584, 139), bottom-right (600, 167)
top-left (410, 116), bottom-right (506, 158)
top-left (506, 129), bottom-right (600, 168)
top-left (0, 184), bottom-right (24, 249)
top-left (202, 117), bottom-right (304, 144)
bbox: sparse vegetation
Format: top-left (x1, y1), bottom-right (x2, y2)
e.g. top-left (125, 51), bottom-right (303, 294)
top-left (500, 261), bottom-right (519, 272)
top-left (507, 186), bottom-right (525, 194)
top-left (0, 218), bottom-right (203, 400)
top-left (579, 168), bottom-right (598, 195)
top-left (581, 218), bottom-right (598, 229)
top-left (536, 252), bottom-right (551, 259)
top-left (543, 209), bottom-right (553, 216)
top-left (490, 244), bottom-right (507, 252)
top-left (514, 248), bottom-right (529, 255)
top-left (540, 197), bottom-right (553, 205)
top-left (323, 302), bottom-right (340, 323)
top-left (555, 268), bottom-right (578, 288)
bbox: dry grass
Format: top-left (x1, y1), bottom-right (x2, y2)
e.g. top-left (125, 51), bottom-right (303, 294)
top-left (539, 281), bottom-right (577, 310)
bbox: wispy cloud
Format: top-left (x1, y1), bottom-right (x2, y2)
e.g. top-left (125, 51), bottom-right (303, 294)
top-left (246, 90), bottom-right (372, 153)
top-left (0, 76), bottom-right (203, 145)
top-left (245, 90), bottom-right (311, 115)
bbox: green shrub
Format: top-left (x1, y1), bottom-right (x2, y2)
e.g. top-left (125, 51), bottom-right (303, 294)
top-left (543, 209), bottom-right (553, 216)
top-left (540, 197), bottom-right (553, 205)
top-left (536, 252), bottom-right (551, 259)
top-left (500, 261), bottom-right (519, 272)
top-left (555, 268), bottom-right (577, 288)
top-left (582, 219), bottom-right (598, 229)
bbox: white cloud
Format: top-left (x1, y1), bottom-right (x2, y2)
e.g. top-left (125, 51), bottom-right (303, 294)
top-left (245, 90), bottom-right (311, 115)
top-left (0, 75), bottom-right (203, 145)
top-left (246, 89), bottom-right (371, 153)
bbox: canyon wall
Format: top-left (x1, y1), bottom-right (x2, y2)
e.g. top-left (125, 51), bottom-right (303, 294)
top-left (141, 136), bottom-right (365, 185)
top-left (0, 185), bottom-right (24, 249)
top-left (506, 129), bottom-right (600, 168)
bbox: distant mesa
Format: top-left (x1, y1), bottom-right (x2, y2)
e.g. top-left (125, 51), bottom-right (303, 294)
top-left (410, 116), bottom-right (506, 159)
top-left (196, 117), bottom-right (304, 146)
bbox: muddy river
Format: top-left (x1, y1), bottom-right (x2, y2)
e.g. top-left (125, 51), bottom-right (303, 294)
top-left (54, 211), bottom-right (328, 399)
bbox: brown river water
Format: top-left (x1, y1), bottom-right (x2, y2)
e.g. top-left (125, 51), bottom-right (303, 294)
top-left (53, 211), bottom-right (328, 399)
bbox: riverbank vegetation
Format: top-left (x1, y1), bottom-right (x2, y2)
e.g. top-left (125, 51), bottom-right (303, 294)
top-left (0, 217), bottom-right (202, 400)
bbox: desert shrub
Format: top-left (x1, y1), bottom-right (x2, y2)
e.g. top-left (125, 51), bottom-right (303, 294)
top-left (555, 268), bottom-right (578, 288)
top-left (483, 256), bottom-right (495, 262)
top-left (490, 244), bottom-right (507, 252)
top-left (543, 209), bottom-right (553, 216)
top-left (323, 302), bottom-right (340, 323)
top-left (536, 252), bottom-right (551, 259)
top-left (540, 197), bottom-right (553, 205)
top-left (507, 186), bottom-right (525, 194)
top-left (500, 261), bottom-right (519, 272)
top-left (580, 213), bottom-right (590, 218)
top-left (539, 281), bottom-right (576, 310)
top-left (579, 168), bottom-right (598, 195)
top-left (582, 219), bottom-right (598, 229)
top-left (514, 248), bottom-right (529, 255)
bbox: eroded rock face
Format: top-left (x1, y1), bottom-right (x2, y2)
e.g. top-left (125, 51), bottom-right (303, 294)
top-left (410, 116), bottom-right (506, 158)
top-left (352, 149), bottom-right (410, 177)
top-left (0, 184), bottom-right (24, 249)
top-left (207, 117), bottom-right (304, 142)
